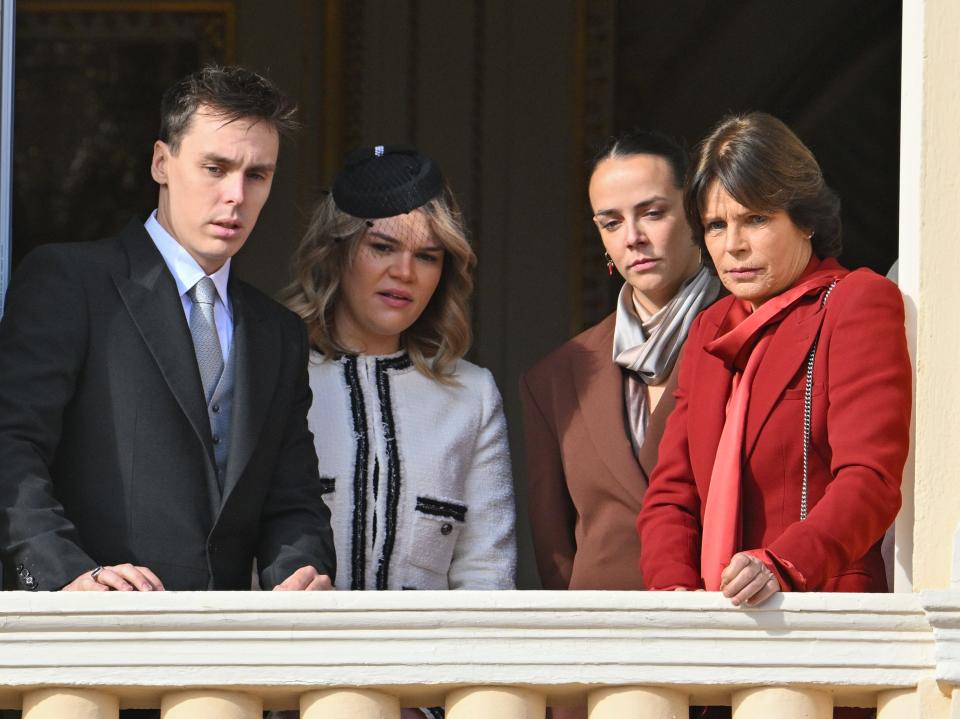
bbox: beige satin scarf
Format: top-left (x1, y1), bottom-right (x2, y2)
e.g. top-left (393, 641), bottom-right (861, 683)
top-left (613, 265), bottom-right (721, 454)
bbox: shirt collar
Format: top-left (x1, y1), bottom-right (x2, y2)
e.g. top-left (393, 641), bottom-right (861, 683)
top-left (145, 211), bottom-right (232, 315)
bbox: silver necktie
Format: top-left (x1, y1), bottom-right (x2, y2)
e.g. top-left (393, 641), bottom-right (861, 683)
top-left (188, 277), bottom-right (224, 402)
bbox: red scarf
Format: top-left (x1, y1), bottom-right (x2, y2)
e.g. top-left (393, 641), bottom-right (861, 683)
top-left (699, 260), bottom-right (846, 590)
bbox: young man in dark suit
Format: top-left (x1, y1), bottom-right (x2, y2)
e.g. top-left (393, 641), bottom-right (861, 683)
top-left (0, 65), bottom-right (335, 592)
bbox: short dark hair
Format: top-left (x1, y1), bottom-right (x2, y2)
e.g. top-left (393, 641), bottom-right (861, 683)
top-left (591, 129), bottom-right (689, 189)
top-left (159, 65), bottom-right (298, 152)
top-left (685, 112), bottom-right (842, 260)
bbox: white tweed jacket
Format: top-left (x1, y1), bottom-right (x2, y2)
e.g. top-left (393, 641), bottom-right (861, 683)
top-left (306, 351), bottom-right (517, 590)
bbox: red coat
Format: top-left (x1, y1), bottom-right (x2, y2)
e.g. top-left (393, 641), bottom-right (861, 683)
top-left (638, 261), bottom-right (910, 592)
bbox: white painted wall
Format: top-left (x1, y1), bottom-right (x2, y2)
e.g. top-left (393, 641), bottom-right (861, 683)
top-left (901, 0), bottom-right (960, 592)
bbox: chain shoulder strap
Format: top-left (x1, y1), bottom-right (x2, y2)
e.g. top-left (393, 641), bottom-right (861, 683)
top-left (800, 280), bottom-right (839, 521)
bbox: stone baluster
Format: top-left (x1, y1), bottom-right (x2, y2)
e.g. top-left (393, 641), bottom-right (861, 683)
top-left (22, 688), bottom-right (118, 719)
top-left (877, 688), bottom-right (917, 717)
top-left (732, 687), bottom-right (831, 719)
top-left (446, 687), bottom-right (544, 719)
top-left (878, 681), bottom-right (953, 718)
top-left (301, 689), bottom-right (399, 719)
top-left (588, 686), bottom-right (688, 718)
top-left (160, 690), bottom-right (261, 718)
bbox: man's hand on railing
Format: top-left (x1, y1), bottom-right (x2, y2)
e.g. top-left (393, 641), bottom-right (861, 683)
top-left (719, 552), bottom-right (780, 607)
top-left (272, 565), bottom-right (334, 591)
top-left (62, 564), bottom-right (165, 592)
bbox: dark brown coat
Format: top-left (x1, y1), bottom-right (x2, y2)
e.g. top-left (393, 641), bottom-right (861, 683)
top-left (519, 312), bottom-right (678, 590)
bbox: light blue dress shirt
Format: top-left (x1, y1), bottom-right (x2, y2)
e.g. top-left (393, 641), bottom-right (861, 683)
top-left (144, 211), bottom-right (234, 361)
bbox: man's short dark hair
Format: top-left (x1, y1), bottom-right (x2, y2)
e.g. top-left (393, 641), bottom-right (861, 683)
top-left (590, 129), bottom-right (689, 190)
top-left (159, 65), bottom-right (298, 152)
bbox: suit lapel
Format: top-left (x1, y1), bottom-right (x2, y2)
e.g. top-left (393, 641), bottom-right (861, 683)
top-left (636, 361), bottom-right (679, 476)
top-left (742, 298), bottom-right (828, 459)
top-left (221, 283), bottom-right (278, 505)
top-left (572, 319), bottom-right (648, 504)
top-left (113, 221), bottom-right (213, 457)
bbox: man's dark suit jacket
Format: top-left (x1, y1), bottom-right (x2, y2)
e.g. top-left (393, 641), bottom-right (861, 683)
top-left (0, 220), bottom-right (335, 591)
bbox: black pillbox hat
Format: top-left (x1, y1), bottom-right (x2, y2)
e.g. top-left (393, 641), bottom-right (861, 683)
top-left (332, 145), bottom-right (444, 219)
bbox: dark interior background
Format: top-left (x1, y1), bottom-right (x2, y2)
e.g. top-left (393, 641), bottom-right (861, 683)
top-left (7, 0), bottom-right (902, 588)
top-left (616, 2), bottom-right (900, 274)
top-left (12, 6), bottom-right (230, 266)
top-left (579, 1), bottom-right (901, 323)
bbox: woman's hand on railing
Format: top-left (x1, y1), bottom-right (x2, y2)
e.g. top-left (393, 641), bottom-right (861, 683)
top-left (720, 552), bottom-right (781, 607)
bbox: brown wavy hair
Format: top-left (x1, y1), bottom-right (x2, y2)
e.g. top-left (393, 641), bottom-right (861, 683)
top-left (283, 185), bottom-right (476, 383)
top-left (685, 112), bottom-right (842, 268)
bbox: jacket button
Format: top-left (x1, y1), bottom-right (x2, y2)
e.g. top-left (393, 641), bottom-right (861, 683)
top-left (212, 434), bottom-right (220, 445)
top-left (440, 523), bottom-right (453, 536)
top-left (212, 403), bottom-right (220, 413)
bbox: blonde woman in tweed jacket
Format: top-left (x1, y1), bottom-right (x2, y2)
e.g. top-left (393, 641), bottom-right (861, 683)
top-left (285, 145), bottom-right (516, 596)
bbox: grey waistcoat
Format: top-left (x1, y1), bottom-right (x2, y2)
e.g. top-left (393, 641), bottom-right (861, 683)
top-left (208, 341), bottom-right (236, 493)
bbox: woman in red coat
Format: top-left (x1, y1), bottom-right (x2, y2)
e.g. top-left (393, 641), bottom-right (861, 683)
top-left (638, 112), bottom-right (910, 611)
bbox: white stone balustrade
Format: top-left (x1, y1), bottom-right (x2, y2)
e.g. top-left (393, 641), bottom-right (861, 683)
top-left (1, 591), bottom-right (960, 717)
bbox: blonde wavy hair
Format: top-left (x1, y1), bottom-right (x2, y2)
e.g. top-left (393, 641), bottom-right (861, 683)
top-left (283, 185), bottom-right (476, 383)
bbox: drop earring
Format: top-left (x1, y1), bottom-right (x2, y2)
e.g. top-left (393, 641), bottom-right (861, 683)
top-left (604, 251), bottom-right (615, 276)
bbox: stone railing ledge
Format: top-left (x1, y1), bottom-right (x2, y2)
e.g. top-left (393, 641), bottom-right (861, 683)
top-left (0, 590), bottom-right (948, 710)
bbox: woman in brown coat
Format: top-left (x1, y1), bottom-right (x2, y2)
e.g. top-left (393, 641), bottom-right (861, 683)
top-left (521, 130), bottom-right (721, 593)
